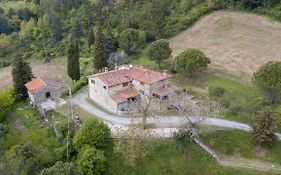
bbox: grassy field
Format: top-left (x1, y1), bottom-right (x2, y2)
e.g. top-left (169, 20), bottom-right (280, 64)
top-left (169, 11), bottom-right (281, 82)
top-left (201, 130), bottom-right (281, 167)
top-left (104, 139), bottom-right (281, 175)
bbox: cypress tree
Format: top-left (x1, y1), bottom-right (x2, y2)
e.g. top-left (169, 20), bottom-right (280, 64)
top-left (12, 56), bottom-right (33, 100)
top-left (104, 25), bottom-right (118, 59)
top-left (93, 27), bottom-right (107, 70)
top-left (252, 106), bottom-right (276, 149)
top-left (67, 35), bottom-right (80, 82)
top-left (88, 26), bottom-right (95, 50)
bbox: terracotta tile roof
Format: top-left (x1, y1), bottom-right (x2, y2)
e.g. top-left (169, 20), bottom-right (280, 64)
top-left (152, 83), bottom-right (178, 97)
top-left (25, 77), bottom-right (61, 92)
top-left (110, 88), bottom-right (139, 104)
top-left (25, 78), bottom-right (46, 91)
top-left (93, 65), bottom-right (171, 87)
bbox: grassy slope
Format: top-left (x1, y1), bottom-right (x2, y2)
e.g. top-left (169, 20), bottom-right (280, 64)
top-left (201, 130), bottom-right (281, 167)
top-left (169, 11), bottom-right (281, 82)
top-left (105, 139), bottom-right (280, 175)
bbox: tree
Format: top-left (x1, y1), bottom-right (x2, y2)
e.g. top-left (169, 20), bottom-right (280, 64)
top-left (40, 161), bottom-right (78, 175)
top-left (67, 35), bottom-right (80, 82)
top-left (0, 16), bottom-right (13, 34)
top-left (174, 48), bottom-right (211, 77)
top-left (119, 28), bottom-right (140, 55)
top-left (12, 56), bottom-right (33, 100)
top-left (76, 147), bottom-right (106, 175)
top-left (139, 0), bottom-right (171, 39)
top-left (0, 89), bottom-right (14, 121)
top-left (93, 27), bottom-right (107, 70)
top-left (253, 61), bottom-right (281, 104)
top-left (147, 39), bottom-right (172, 68)
top-left (2, 143), bottom-right (39, 175)
top-left (71, 17), bottom-right (84, 39)
top-left (88, 26), bottom-right (95, 50)
top-left (252, 107), bottom-right (276, 149)
top-left (73, 119), bottom-right (110, 150)
top-left (104, 26), bottom-right (118, 60)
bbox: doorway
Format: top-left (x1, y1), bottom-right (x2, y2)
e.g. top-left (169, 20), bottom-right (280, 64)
top-left (46, 92), bottom-right (51, 99)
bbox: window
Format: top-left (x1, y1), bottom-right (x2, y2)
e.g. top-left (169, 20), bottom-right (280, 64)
top-left (140, 90), bottom-right (144, 95)
top-left (123, 82), bottom-right (129, 87)
top-left (91, 79), bottom-right (95, 84)
top-left (103, 86), bottom-right (107, 89)
top-left (140, 81), bottom-right (144, 85)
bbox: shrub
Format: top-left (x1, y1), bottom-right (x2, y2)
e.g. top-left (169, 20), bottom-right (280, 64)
top-left (73, 119), bottom-right (110, 150)
top-left (208, 86), bottom-right (226, 97)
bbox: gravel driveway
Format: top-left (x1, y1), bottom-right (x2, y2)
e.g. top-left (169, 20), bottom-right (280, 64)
top-left (73, 92), bottom-right (281, 140)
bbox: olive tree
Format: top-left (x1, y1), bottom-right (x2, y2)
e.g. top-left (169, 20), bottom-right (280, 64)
top-left (253, 61), bottom-right (281, 104)
top-left (174, 48), bottom-right (211, 77)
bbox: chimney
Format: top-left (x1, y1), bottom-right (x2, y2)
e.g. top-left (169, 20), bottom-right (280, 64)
top-left (162, 70), bottom-right (167, 77)
top-left (104, 67), bottom-right (108, 72)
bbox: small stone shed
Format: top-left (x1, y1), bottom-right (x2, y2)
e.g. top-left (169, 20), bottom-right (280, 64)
top-left (25, 77), bottom-right (63, 105)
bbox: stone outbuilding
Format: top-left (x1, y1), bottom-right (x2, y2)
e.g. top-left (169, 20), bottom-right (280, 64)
top-left (25, 77), bottom-right (63, 106)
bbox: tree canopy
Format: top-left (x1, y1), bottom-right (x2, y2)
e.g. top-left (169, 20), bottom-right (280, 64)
top-left (252, 106), bottom-right (276, 148)
top-left (119, 28), bottom-right (140, 56)
top-left (67, 35), bottom-right (80, 82)
top-left (0, 89), bottom-right (14, 121)
top-left (253, 61), bottom-right (281, 104)
top-left (40, 161), bottom-right (78, 175)
top-left (12, 56), bottom-right (33, 100)
top-left (147, 39), bottom-right (171, 68)
top-left (73, 119), bottom-right (110, 150)
top-left (76, 146), bottom-right (106, 175)
top-left (174, 48), bottom-right (211, 77)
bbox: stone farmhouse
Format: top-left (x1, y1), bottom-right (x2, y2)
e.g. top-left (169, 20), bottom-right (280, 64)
top-left (25, 77), bottom-right (63, 109)
top-left (88, 65), bottom-right (178, 114)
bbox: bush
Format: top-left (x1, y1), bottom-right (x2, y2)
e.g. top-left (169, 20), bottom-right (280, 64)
top-left (73, 119), bottom-right (110, 150)
top-left (208, 86), bottom-right (226, 97)
top-left (77, 146), bottom-right (106, 175)
top-left (173, 129), bottom-right (193, 144)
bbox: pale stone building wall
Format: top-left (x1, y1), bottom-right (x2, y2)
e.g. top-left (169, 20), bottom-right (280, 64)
top-left (88, 77), bottom-right (118, 113)
top-left (28, 86), bottom-right (62, 105)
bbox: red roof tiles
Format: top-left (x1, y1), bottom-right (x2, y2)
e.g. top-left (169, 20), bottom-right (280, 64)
top-left (25, 77), bottom-right (62, 92)
top-left (110, 88), bottom-right (139, 104)
top-left (93, 65), bottom-right (171, 87)
top-left (25, 78), bottom-right (46, 91)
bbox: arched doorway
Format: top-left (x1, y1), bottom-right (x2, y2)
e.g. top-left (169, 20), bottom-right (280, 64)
top-left (46, 92), bottom-right (51, 99)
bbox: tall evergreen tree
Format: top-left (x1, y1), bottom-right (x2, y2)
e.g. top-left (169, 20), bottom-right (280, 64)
top-left (88, 26), bottom-right (95, 50)
top-left (93, 27), bottom-right (107, 70)
top-left (252, 106), bottom-right (276, 149)
top-left (104, 25), bottom-right (118, 59)
top-left (12, 56), bottom-right (33, 100)
top-left (67, 35), bottom-right (80, 82)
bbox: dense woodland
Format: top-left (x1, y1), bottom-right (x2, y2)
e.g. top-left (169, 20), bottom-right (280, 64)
top-left (1, 0), bottom-right (281, 175)
top-left (0, 0), bottom-right (281, 68)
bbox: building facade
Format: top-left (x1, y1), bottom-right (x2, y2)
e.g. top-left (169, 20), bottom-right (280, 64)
top-left (88, 65), bottom-right (178, 114)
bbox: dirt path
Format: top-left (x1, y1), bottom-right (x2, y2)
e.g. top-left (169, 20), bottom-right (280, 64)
top-left (169, 11), bottom-right (281, 80)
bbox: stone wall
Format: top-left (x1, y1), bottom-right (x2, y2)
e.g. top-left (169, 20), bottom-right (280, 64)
top-left (30, 86), bottom-right (62, 105)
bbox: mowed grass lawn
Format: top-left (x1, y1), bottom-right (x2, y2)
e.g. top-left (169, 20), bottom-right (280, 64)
top-left (201, 130), bottom-right (281, 167)
top-left (104, 139), bottom-right (281, 175)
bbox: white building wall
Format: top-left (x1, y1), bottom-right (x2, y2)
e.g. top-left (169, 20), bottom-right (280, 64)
top-left (88, 77), bottom-right (118, 113)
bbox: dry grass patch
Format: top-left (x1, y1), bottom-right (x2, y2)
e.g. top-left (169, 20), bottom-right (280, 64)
top-left (170, 11), bottom-right (281, 81)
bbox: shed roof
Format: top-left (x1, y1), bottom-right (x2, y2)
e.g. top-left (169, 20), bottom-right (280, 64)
top-left (25, 77), bottom-right (61, 92)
